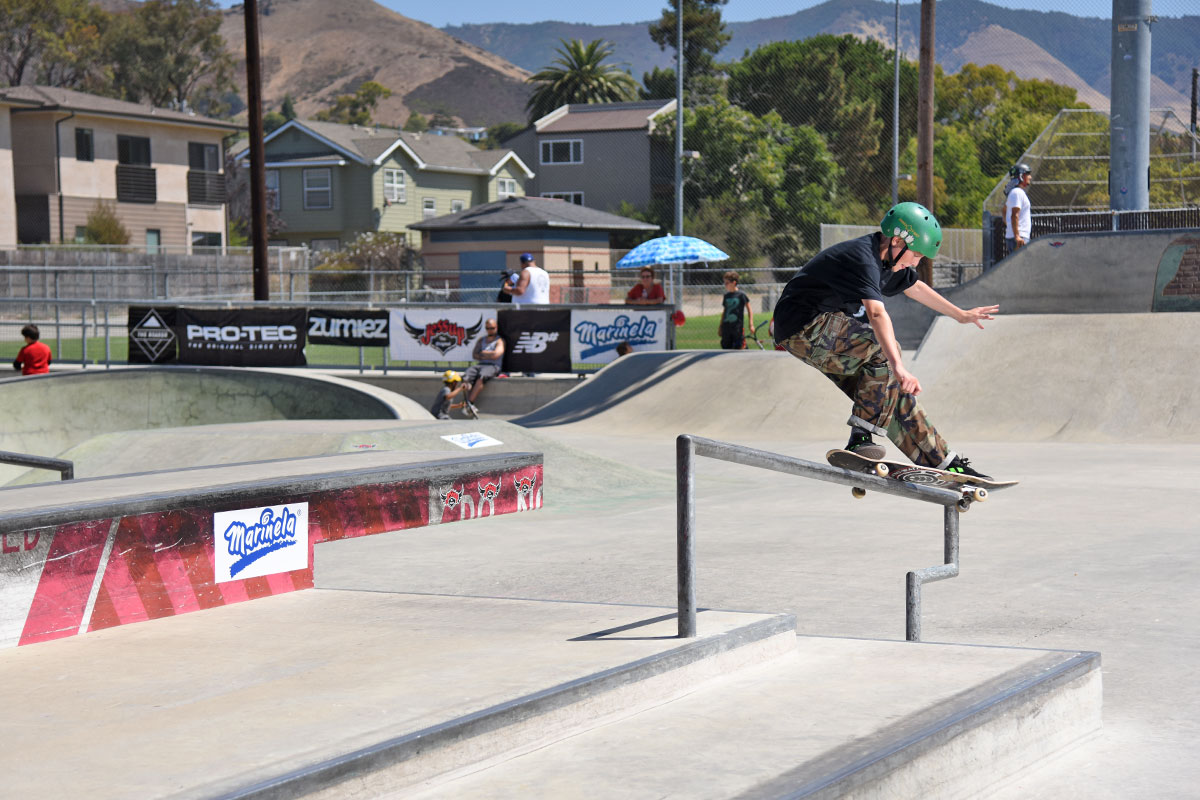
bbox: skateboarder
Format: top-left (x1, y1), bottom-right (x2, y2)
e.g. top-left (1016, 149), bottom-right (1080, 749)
top-left (772, 202), bottom-right (999, 479)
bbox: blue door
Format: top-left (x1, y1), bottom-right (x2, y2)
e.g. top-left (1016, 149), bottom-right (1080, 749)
top-left (458, 251), bottom-right (506, 304)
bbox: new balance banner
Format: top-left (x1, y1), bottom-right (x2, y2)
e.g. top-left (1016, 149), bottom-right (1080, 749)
top-left (307, 308), bottom-right (389, 347)
top-left (569, 309), bottom-right (669, 364)
top-left (389, 307), bottom-right (496, 362)
top-left (177, 308), bottom-right (307, 367)
top-left (127, 306), bottom-right (178, 364)
top-left (498, 308), bottom-right (571, 374)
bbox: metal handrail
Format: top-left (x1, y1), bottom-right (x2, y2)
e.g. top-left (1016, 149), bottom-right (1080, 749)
top-left (0, 450), bottom-right (73, 481)
top-left (676, 434), bottom-right (963, 642)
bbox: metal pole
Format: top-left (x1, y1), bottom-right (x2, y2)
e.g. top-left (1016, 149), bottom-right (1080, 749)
top-left (674, 0), bottom-right (684, 237)
top-left (1110, 0), bottom-right (1153, 211)
top-left (244, 0), bottom-right (270, 300)
top-left (892, 0), bottom-right (901, 205)
top-left (1191, 67), bottom-right (1197, 161)
top-left (917, 0), bottom-right (935, 211)
top-left (80, 305), bottom-right (87, 368)
top-left (906, 504), bottom-right (961, 641)
top-left (677, 434), bottom-right (697, 638)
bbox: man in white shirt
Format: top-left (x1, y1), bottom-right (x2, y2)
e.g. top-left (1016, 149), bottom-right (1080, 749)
top-left (1005, 163), bottom-right (1032, 254)
top-left (504, 253), bottom-right (550, 304)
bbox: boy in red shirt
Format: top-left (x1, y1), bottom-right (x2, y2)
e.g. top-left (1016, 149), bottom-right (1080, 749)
top-left (625, 267), bottom-right (665, 305)
top-left (13, 324), bottom-right (51, 375)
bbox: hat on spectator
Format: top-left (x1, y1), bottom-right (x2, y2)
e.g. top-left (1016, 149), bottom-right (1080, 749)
top-left (519, 253), bottom-right (534, 263)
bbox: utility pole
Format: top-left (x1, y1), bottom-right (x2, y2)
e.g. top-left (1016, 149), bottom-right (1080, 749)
top-left (1191, 67), bottom-right (1197, 160)
top-left (917, 0), bottom-right (935, 213)
top-left (244, 0), bottom-right (269, 301)
top-left (675, 0), bottom-right (684, 237)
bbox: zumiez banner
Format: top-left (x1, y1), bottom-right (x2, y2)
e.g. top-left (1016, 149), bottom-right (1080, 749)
top-left (569, 309), bottom-right (669, 364)
top-left (389, 307), bottom-right (496, 362)
top-left (177, 308), bottom-right (307, 367)
top-left (306, 308), bottom-right (390, 347)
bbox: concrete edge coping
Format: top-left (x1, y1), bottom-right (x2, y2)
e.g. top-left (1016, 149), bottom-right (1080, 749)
top-left (739, 647), bottom-right (1102, 800)
top-left (0, 451), bottom-right (542, 534)
top-left (207, 611), bottom-right (797, 800)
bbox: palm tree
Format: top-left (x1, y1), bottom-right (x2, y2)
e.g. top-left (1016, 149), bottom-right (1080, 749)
top-left (525, 39), bottom-right (639, 122)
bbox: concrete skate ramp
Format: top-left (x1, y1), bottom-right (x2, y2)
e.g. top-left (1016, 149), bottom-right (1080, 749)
top-left (883, 229), bottom-right (1199, 348)
top-left (516, 313), bottom-right (1200, 444)
top-left (514, 350), bottom-right (852, 440)
top-left (0, 367), bottom-right (430, 484)
top-left (911, 312), bottom-right (1198, 442)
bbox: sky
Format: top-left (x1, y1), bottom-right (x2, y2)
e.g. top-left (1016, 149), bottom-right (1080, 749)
top-left (216, 1), bottom-right (1197, 29)
top-left (377, 0), bottom-right (1197, 29)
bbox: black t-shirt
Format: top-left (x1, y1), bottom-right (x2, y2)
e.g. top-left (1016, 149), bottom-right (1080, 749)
top-left (720, 290), bottom-right (750, 333)
top-left (772, 233), bottom-right (917, 341)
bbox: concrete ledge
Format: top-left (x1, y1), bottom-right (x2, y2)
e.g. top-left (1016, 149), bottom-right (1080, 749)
top-left (349, 373), bottom-right (585, 416)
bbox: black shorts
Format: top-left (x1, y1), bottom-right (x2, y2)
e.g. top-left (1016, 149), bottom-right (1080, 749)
top-left (463, 363), bottom-right (500, 384)
top-left (720, 331), bottom-right (745, 350)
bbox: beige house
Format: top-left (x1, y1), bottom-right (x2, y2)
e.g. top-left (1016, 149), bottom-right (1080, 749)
top-left (1, 86), bottom-right (240, 250)
top-left (249, 119), bottom-right (534, 250)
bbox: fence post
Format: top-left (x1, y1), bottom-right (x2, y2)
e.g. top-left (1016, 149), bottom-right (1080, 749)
top-left (104, 305), bottom-right (111, 368)
top-left (676, 434), bottom-right (697, 638)
top-left (80, 305), bottom-right (88, 368)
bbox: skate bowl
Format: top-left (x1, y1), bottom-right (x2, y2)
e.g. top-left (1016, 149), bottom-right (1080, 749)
top-left (883, 229), bottom-right (1200, 348)
top-left (0, 367), bottom-right (431, 484)
top-left (515, 311), bottom-right (1200, 444)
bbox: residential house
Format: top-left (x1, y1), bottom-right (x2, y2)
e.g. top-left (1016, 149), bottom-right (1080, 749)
top-left (2, 86), bottom-right (240, 250)
top-left (410, 195), bottom-right (658, 304)
top-left (502, 100), bottom-right (676, 215)
top-left (253, 119), bottom-right (533, 251)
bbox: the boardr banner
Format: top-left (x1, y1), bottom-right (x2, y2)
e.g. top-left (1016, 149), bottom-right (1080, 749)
top-left (569, 309), bottom-right (669, 364)
top-left (499, 308), bottom-right (572, 374)
top-left (127, 306), bottom-right (178, 364)
top-left (389, 307), bottom-right (495, 362)
top-left (177, 308), bottom-right (307, 367)
top-left (307, 308), bottom-right (389, 347)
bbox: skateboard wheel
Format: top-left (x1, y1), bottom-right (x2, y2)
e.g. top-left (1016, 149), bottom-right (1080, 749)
top-left (851, 487), bottom-right (867, 499)
top-left (972, 487), bottom-right (988, 503)
top-left (872, 463), bottom-right (889, 478)
top-left (956, 498), bottom-right (972, 513)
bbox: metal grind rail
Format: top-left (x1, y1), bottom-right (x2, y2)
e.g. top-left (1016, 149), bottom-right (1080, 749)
top-left (0, 450), bottom-right (74, 481)
top-left (677, 434), bottom-right (965, 642)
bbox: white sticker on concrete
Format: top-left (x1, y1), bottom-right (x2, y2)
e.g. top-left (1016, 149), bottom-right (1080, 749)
top-left (441, 432), bottom-right (503, 449)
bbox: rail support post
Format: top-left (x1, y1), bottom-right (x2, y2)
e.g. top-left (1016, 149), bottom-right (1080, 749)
top-left (677, 435), bottom-right (697, 638)
top-left (906, 504), bottom-right (961, 641)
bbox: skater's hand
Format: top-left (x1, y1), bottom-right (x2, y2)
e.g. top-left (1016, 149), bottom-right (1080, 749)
top-left (896, 367), bottom-right (921, 396)
top-left (958, 305), bottom-right (999, 329)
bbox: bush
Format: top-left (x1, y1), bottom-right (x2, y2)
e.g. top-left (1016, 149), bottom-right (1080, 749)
top-left (83, 202), bottom-right (130, 245)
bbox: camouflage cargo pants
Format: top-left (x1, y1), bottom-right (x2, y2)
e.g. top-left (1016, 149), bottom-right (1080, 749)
top-left (780, 311), bottom-right (951, 468)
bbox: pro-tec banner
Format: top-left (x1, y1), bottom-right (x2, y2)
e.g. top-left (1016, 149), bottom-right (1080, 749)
top-left (569, 309), bottom-right (669, 364)
top-left (127, 306), bottom-right (178, 364)
top-left (389, 307), bottom-right (495, 362)
top-left (307, 308), bottom-right (389, 347)
top-left (499, 308), bottom-right (572, 374)
top-left (213, 502), bottom-right (309, 583)
top-left (177, 308), bottom-right (307, 367)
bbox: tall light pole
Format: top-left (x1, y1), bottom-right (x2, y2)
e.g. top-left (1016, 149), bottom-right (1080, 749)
top-left (917, 0), bottom-right (935, 213)
top-left (244, 0), bottom-right (269, 300)
top-left (675, 0), bottom-right (684, 237)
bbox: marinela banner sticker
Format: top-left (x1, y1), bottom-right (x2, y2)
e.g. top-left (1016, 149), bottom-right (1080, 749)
top-left (213, 502), bottom-right (309, 583)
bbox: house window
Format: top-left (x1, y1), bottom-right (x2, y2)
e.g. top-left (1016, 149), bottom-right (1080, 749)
top-left (188, 142), bottom-right (220, 172)
top-left (303, 168), bottom-right (332, 209)
top-left (540, 139), bottom-right (582, 164)
top-left (265, 169), bottom-right (280, 210)
top-left (117, 135), bottom-right (151, 165)
top-left (542, 191), bottom-right (584, 205)
top-left (74, 225), bottom-right (87, 243)
top-left (310, 238), bottom-right (340, 251)
top-left (497, 178), bottom-right (517, 198)
top-left (192, 232), bottom-right (222, 252)
top-left (422, 197), bottom-right (436, 218)
top-left (451, 199), bottom-right (465, 213)
top-left (75, 128), bottom-right (94, 162)
top-left (384, 168), bottom-right (405, 203)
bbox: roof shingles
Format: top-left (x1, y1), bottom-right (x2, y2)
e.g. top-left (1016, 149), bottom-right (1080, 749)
top-left (411, 195), bottom-right (658, 232)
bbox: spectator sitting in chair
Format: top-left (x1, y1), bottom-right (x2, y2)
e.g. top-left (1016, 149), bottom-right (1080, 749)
top-left (625, 267), bottom-right (665, 306)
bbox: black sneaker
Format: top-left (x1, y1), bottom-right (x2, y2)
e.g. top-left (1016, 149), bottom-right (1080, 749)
top-left (846, 428), bottom-right (885, 460)
top-left (946, 455), bottom-right (991, 481)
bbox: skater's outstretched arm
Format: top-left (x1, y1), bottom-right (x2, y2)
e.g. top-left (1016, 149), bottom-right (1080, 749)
top-left (903, 281), bottom-right (999, 329)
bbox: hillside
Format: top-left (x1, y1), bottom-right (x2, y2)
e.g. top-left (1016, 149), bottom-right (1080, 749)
top-left (220, 0), bottom-right (532, 127)
top-left (445, 0), bottom-right (1198, 115)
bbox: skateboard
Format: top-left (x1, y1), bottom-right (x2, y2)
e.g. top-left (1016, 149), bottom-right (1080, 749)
top-left (463, 399), bottom-right (480, 420)
top-left (826, 449), bottom-right (1017, 510)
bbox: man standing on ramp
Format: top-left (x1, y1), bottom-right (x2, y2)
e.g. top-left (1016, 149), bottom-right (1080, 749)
top-left (773, 202), bottom-right (999, 479)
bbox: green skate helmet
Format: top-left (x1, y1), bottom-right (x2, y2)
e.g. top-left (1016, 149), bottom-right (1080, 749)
top-left (880, 202), bottom-right (942, 259)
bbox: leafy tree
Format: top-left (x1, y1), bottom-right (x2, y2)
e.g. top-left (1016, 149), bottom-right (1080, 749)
top-left (224, 149), bottom-right (286, 244)
top-left (0, 0), bottom-right (111, 91)
top-left (280, 94), bottom-right (296, 120)
top-left (263, 111), bottom-right (286, 134)
top-left (108, 0), bottom-right (234, 112)
top-left (429, 111), bottom-right (457, 129)
top-left (641, 66), bottom-right (676, 100)
top-left (82, 202), bottom-right (130, 245)
top-left (403, 111), bottom-right (428, 132)
top-left (482, 121), bottom-right (524, 149)
top-left (648, 0), bottom-right (730, 96)
top-left (525, 39), bottom-right (639, 122)
top-left (314, 80), bottom-right (392, 126)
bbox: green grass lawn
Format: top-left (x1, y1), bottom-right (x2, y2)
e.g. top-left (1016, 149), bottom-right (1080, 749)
top-left (674, 312), bottom-right (773, 350)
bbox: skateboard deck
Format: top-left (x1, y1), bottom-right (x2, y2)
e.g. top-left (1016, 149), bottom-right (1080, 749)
top-left (826, 449), bottom-right (1017, 507)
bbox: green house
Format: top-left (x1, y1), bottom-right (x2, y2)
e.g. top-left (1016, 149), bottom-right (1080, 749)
top-left (250, 119), bottom-right (534, 250)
